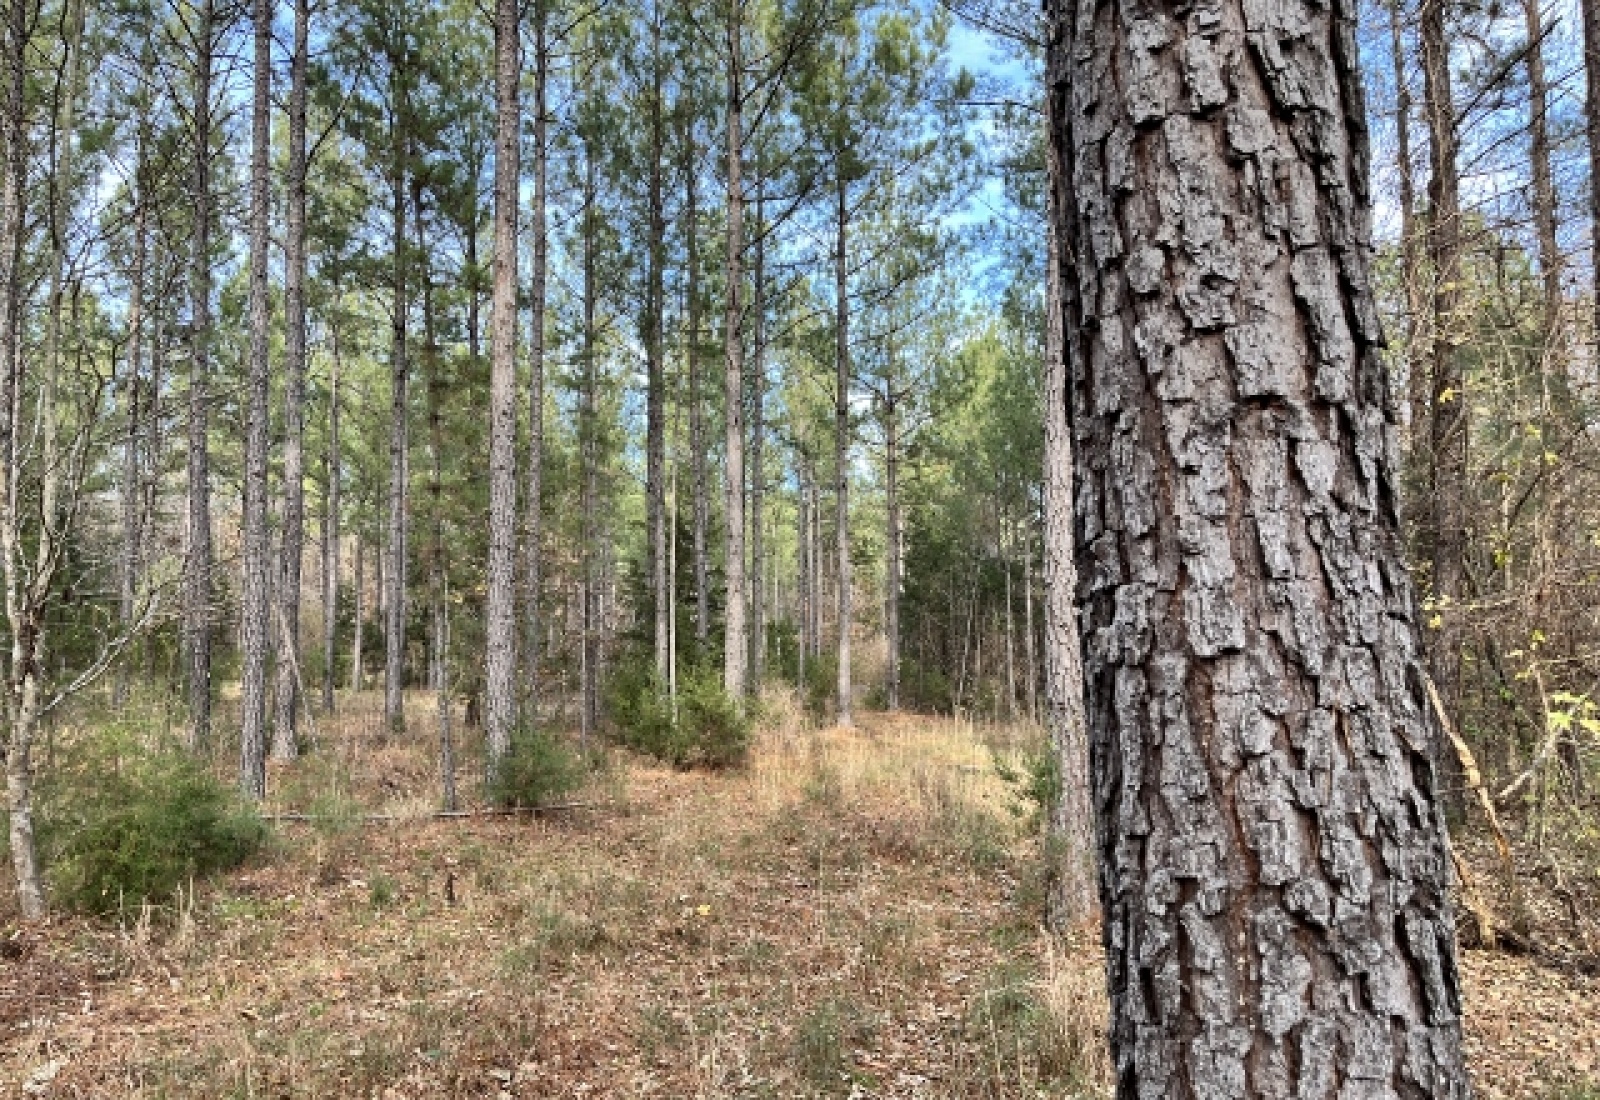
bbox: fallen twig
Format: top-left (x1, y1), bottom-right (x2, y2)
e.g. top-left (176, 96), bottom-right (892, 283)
top-left (260, 801), bottom-right (608, 824)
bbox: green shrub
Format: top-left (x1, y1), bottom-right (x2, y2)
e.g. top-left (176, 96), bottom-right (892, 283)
top-left (993, 738), bottom-right (1061, 832)
top-left (677, 667), bottom-right (752, 768)
top-left (487, 726), bottom-right (586, 809)
top-left (40, 737), bottom-right (265, 916)
top-left (604, 656), bottom-right (687, 762)
top-left (605, 656), bottom-right (751, 768)
top-left (803, 651), bottom-right (838, 721)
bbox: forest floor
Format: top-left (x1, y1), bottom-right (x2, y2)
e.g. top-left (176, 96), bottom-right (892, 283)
top-left (2, 692), bottom-right (1598, 1098)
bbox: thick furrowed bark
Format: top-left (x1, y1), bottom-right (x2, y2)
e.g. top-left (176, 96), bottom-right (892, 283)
top-left (1045, 0), bottom-right (1473, 1089)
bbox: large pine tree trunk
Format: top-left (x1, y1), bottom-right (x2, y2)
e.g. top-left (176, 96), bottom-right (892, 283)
top-left (485, 0), bottom-right (520, 775)
top-left (833, 180), bottom-right (852, 729)
top-left (239, 0), bottom-right (273, 799)
top-left (1045, 0), bottom-right (1473, 1088)
top-left (723, 8), bottom-right (749, 700)
top-left (185, 0), bottom-right (215, 752)
top-left (273, 0), bottom-right (312, 760)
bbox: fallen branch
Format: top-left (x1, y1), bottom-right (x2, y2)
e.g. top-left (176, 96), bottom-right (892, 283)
top-left (1425, 672), bottom-right (1515, 871)
top-left (261, 801), bottom-right (608, 824)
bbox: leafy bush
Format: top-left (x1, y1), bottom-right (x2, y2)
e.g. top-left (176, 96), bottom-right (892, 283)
top-left (993, 738), bottom-right (1061, 832)
top-left (677, 668), bottom-right (752, 768)
top-left (40, 736), bottom-right (265, 916)
top-left (802, 650), bottom-right (839, 721)
top-left (899, 659), bottom-right (954, 714)
top-left (487, 725), bottom-right (587, 809)
top-left (605, 656), bottom-right (751, 768)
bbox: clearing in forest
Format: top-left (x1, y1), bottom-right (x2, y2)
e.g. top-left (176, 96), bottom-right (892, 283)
top-left (2, 698), bottom-right (1596, 1098)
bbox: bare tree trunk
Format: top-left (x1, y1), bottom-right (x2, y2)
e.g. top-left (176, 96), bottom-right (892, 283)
top-left (423, 243), bottom-right (455, 812)
top-left (141, 269), bottom-right (166, 683)
top-left (797, 455), bottom-right (810, 686)
top-left (1421, 0), bottom-right (1467, 816)
top-left (239, 0), bottom-right (273, 799)
top-left (646, 4), bottom-right (669, 685)
top-left (749, 181), bottom-right (767, 690)
top-left (723, 6), bottom-right (748, 700)
top-left (580, 133), bottom-right (599, 748)
top-left (1002, 506), bottom-right (1016, 721)
top-left (1388, 0), bottom-right (1427, 437)
top-left (116, 118), bottom-right (149, 708)
top-left (1586, 0), bottom-right (1600, 349)
top-left (322, 323), bottom-right (340, 716)
top-left (350, 535), bottom-right (365, 694)
top-left (1022, 519), bottom-right (1037, 724)
top-left (522, 0), bottom-right (547, 715)
top-left (1047, 0), bottom-right (1473, 1084)
top-left (1523, 0), bottom-right (1559, 337)
top-left (185, 0), bottom-right (215, 752)
top-left (0, 0), bottom-right (41, 921)
top-left (1040, 114), bottom-right (1094, 928)
top-left (810, 471), bottom-right (821, 659)
top-left (273, 0), bottom-right (311, 760)
top-left (486, 0), bottom-right (520, 775)
top-left (833, 179), bottom-right (852, 729)
top-left (884, 394), bottom-right (901, 711)
top-left (384, 97), bottom-right (411, 738)
top-left (686, 115), bottom-right (709, 651)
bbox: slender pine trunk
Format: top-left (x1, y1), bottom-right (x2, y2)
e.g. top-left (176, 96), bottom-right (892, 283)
top-left (522, 0), bottom-right (548, 716)
top-left (580, 133), bottom-right (599, 747)
top-left (116, 126), bottom-right (149, 708)
top-left (1586, 0), bottom-right (1600, 349)
top-left (486, 0), bottom-right (520, 773)
top-left (1421, 0), bottom-right (1467, 816)
top-left (273, 0), bottom-right (312, 759)
top-left (322, 324), bottom-right (340, 715)
top-left (749, 181), bottom-right (767, 691)
top-left (238, 0), bottom-right (274, 798)
top-left (833, 179), bottom-right (852, 728)
top-left (646, 5), bottom-right (669, 685)
top-left (723, 5), bottom-right (748, 700)
top-left (350, 535), bottom-right (365, 694)
top-left (384, 76), bottom-right (412, 738)
top-left (686, 115), bottom-right (709, 650)
top-left (1040, 102), bottom-right (1094, 928)
top-left (185, 0), bottom-right (215, 752)
top-left (884, 395), bottom-right (901, 712)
